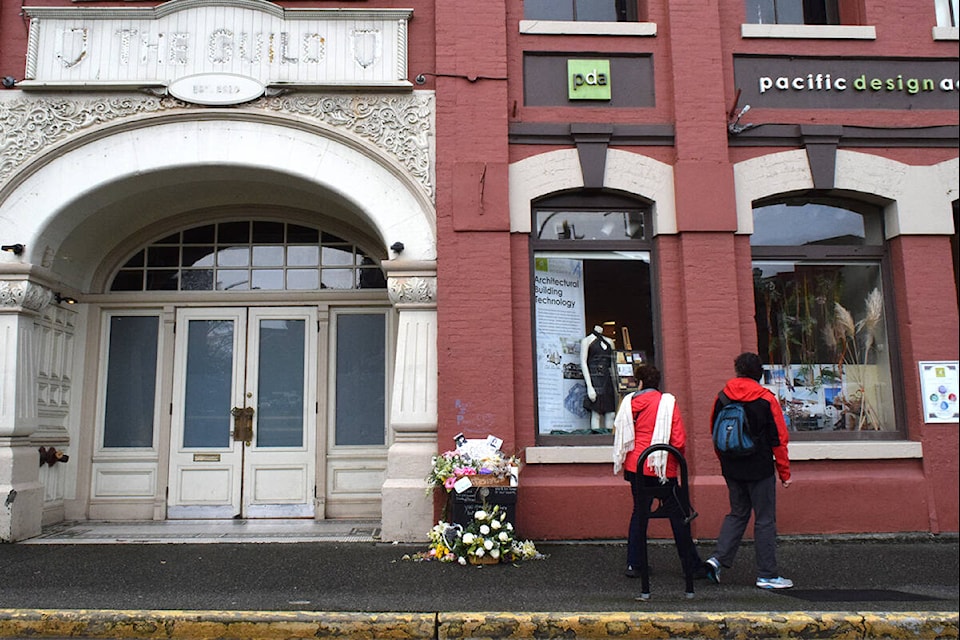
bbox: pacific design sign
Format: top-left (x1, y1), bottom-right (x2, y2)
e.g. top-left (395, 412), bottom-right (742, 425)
top-left (734, 55), bottom-right (959, 110)
top-left (21, 0), bottom-right (412, 101)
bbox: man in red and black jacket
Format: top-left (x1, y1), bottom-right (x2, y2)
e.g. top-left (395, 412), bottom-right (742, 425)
top-left (704, 352), bottom-right (794, 590)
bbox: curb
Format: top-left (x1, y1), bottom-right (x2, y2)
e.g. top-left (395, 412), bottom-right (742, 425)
top-left (2, 609), bottom-right (958, 639)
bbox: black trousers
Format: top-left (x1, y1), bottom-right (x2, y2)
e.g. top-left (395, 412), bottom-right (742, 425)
top-left (626, 471), bottom-right (702, 588)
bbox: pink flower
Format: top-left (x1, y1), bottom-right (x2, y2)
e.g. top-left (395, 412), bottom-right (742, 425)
top-left (444, 477), bottom-right (457, 490)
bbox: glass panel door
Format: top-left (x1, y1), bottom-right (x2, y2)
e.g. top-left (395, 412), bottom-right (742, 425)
top-left (168, 307), bottom-right (316, 519)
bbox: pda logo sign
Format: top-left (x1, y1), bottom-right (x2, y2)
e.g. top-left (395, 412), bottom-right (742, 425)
top-left (568, 59), bottom-right (611, 100)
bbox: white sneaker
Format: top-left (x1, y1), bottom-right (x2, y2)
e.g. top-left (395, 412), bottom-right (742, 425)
top-left (756, 576), bottom-right (794, 589)
top-left (705, 557), bottom-right (721, 584)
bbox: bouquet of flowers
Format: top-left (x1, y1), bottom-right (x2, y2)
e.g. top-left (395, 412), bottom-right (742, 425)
top-left (459, 506), bottom-right (515, 564)
top-left (419, 504), bottom-right (544, 565)
top-left (425, 437), bottom-right (520, 492)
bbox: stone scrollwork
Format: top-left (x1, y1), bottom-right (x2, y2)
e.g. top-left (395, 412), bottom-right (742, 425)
top-left (0, 92), bottom-right (435, 197)
top-left (387, 275), bottom-right (437, 305)
top-left (0, 280), bottom-right (53, 312)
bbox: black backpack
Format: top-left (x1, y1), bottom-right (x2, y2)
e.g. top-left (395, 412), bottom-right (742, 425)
top-left (712, 391), bottom-right (757, 457)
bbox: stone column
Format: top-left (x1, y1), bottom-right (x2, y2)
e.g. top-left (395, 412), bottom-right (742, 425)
top-left (380, 261), bottom-right (438, 542)
top-left (0, 279), bottom-right (50, 542)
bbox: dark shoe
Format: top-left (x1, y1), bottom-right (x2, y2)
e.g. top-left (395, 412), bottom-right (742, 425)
top-left (705, 557), bottom-right (721, 584)
top-left (625, 565), bottom-right (639, 578)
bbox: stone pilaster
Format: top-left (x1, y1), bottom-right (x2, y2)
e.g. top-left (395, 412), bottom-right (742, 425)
top-left (0, 278), bottom-right (51, 541)
top-left (379, 262), bottom-right (437, 542)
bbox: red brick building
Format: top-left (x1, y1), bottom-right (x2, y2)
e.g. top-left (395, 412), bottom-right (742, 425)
top-left (0, 0), bottom-right (956, 542)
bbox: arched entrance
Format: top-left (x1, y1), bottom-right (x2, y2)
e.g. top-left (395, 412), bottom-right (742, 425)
top-left (0, 105), bottom-right (438, 541)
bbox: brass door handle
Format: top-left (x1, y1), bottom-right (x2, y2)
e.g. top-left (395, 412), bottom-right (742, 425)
top-left (231, 406), bottom-right (255, 446)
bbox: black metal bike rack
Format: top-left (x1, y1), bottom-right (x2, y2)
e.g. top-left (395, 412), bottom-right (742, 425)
top-left (633, 443), bottom-right (699, 598)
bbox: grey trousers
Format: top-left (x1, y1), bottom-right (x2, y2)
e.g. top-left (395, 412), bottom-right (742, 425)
top-left (713, 473), bottom-right (780, 579)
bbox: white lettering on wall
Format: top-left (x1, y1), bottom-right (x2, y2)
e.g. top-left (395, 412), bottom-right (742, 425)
top-left (23, 4), bottom-right (412, 89)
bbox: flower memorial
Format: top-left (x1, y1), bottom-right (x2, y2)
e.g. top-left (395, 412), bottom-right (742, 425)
top-left (408, 504), bottom-right (545, 565)
top-left (425, 447), bottom-right (520, 492)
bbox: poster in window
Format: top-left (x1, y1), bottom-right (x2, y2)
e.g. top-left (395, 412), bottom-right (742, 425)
top-left (918, 361), bottom-right (959, 424)
top-left (534, 257), bottom-right (589, 434)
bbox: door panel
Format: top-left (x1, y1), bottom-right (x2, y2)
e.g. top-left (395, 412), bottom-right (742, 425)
top-left (324, 310), bottom-right (389, 518)
top-left (242, 308), bottom-right (316, 518)
top-left (168, 309), bottom-right (246, 519)
top-left (168, 307), bottom-right (316, 519)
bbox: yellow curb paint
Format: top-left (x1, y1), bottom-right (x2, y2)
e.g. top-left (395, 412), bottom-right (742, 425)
top-left (0, 609), bottom-right (437, 639)
top-left (1, 609), bottom-right (957, 639)
top-left (436, 611), bottom-right (960, 640)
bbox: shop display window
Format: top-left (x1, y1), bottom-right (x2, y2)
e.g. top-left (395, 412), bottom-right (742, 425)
top-left (531, 193), bottom-right (654, 444)
top-left (751, 199), bottom-right (901, 438)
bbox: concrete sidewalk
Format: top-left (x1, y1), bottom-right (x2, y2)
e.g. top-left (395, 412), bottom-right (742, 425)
top-left (0, 531), bottom-right (957, 639)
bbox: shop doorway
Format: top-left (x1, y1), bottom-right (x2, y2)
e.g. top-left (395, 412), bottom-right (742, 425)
top-left (167, 306), bottom-right (317, 519)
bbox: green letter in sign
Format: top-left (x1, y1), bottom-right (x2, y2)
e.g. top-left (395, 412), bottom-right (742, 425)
top-left (568, 59), bottom-right (611, 101)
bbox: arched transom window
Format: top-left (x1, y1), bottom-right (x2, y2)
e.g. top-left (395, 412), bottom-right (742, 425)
top-left (111, 221), bottom-right (386, 292)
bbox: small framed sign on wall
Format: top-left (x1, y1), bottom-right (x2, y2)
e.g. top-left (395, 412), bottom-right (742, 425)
top-left (918, 361), bottom-right (959, 424)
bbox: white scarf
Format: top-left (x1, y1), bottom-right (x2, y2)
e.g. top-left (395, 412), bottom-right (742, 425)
top-left (612, 392), bottom-right (635, 474)
top-left (646, 393), bottom-right (675, 483)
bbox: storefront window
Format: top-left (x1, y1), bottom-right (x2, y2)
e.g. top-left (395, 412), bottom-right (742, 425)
top-left (532, 194), bottom-right (654, 444)
top-left (751, 199), bottom-right (900, 437)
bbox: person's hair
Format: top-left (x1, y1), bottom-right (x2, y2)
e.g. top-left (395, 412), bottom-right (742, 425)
top-left (634, 363), bottom-right (661, 390)
top-left (734, 352), bottom-right (764, 381)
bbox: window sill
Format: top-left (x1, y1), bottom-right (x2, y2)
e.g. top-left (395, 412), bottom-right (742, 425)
top-left (519, 20), bottom-right (657, 36)
top-left (741, 23), bottom-right (876, 39)
top-left (525, 440), bottom-right (922, 464)
top-left (932, 25), bottom-right (959, 40)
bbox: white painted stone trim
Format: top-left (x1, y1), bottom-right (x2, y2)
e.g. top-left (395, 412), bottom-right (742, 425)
top-left (741, 23), bottom-right (876, 39)
top-left (525, 440), bottom-right (923, 464)
top-left (509, 148), bottom-right (677, 235)
top-left (733, 150), bottom-right (959, 238)
top-left (519, 20), bottom-right (657, 36)
top-left (932, 26), bottom-right (959, 40)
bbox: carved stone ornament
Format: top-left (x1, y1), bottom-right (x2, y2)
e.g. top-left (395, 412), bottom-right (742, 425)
top-left (387, 276), bottom-right (437, 305)
top-left (0, 92), bottom-right (435, 197)
top-left (0, 280), bottom-right (53, 311)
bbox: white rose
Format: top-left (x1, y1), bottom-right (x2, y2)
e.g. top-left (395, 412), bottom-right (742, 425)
top-left (475, 548), bottom-right (485, 557)
top-left (474, 510), bottom-right (488, 521)
top-left (484, 539), bottom-right (494, 550)
top-left (480, 524), bottom-right (490, 535)
top-left (458, 556), bottom-right (467, 565)
top-left (462, 533), bottom-right (475, 544)
top-left (490, 549), bottom-right (500, 559)
top-left (491, 520), bottom-right (501, 530)
top-left (498, 531), bottom-right (509, 542)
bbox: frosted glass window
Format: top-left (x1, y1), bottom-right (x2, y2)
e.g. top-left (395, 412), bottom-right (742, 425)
top-left (183, 320), bottom-right (234, 448)
top-left (257, 319), bottom-right (305, 448)
top-left (103, 316), bottom-right (159, 448)
top-left (335, 314), bottom-right (386, 446)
